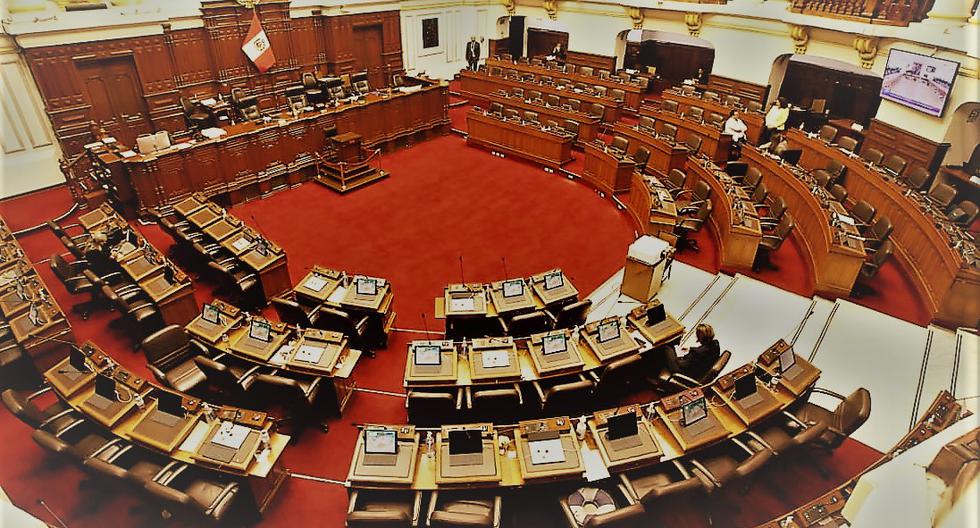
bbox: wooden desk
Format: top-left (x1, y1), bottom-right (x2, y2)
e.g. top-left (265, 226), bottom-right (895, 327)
top-left (486, 58), bottom-right (645, 111)
top-left (487, 278), bottom-right (537, 316)
top-left (515, 418), bottom-right (584, 483)
top-left (612, 122), bottom-right (689, 177)
top-left (661, 90), bottom-right (765, 145)
top-left (582, 141), bottom-right (636, 194)
top-left (640, 108), bottom-right (733, 163)
top-left (435, 425), bottom-right (502, 486)
top-left (526, 330), bottom-right (586, 376)
top-left (347, 425), bottom-right (420, 487)
top-left (404, 341), bottom-right (460, 386)
top-left (590, 406), bottom-right (663, 471)
top-left (742, 147), bottom-right (866, 297)
top-left (467, 338), bottom-right (522, 383)
top-left (459, 70), bottom-right (623, 122)
top-left (580, 317), bottom-right (641, 362)
top-left (786, 129), bottom-right (979, 328)
top-left (625, 172), bottom-right (679, 239)
top-left (466, 111), bottom-right (574, 168)
top-left (712, 365), bottom-right (784, 426)
top-left (486, 92), bottom-right (600, 144)
top-left (288, 268), bottom-right (396, 349)
top-left (529, 269), bottom-right (578, 307)
top-left (292, 266), bottom-right (343, 304)
top-left (686, 160), bottom-right (762, 272)
top-left (756, 339), bottom-right (822, 397)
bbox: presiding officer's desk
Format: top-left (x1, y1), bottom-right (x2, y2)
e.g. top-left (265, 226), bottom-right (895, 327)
top-left (186, 300), bottom-right (360, 415)
top-left (45, 340), bottom-right (289, 515)
top-left (92, 78), bottom-right (449, 217)
top-left (611, 121), bottom-right (689, 177)
top-left (459, 70), bottom-right (624, 122)
top-left (626, 172), bottom-right (680, 239)
top-left (582, 139), bottom-right (637, 195)
top-left (785, 129), bottom-right (979, 328)
top-left (685, 159), bottom-right (763, 271)
top-left (661, 89), bottom-right (765, 145)
top-left (466, 109), bottom-right (574, 168)
top-left (484, 57), bottom-right (645, 111)
top-left (354, 340), bottom-right (821, 491)
top-left (741, 146), bottom-right (867, 296)
top-left (485, 91), bottom-right (601, 144)
top-left (640, 105), bottom-right (733, 163)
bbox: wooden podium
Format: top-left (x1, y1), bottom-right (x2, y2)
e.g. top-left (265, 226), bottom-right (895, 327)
top-left (314, 132), bottom-right (389, 193)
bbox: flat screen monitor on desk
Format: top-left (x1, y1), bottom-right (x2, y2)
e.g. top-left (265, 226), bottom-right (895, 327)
top-left (157, 391), bottom-right (184, 419)
top-left (543, 271), bottom-right (563, 290)
top-left (249, 319), bottom-right (271, 342)
top-left (413, 344), bottom-right (442, 366)
top-left (645, 302), bottom-right (666, 325)
top-left (542, 334), bottom-right (568, 355)
top-left (778, 347), bottom-right (796, 374)
top-left (202, 303), bottom-right (221, 325)
top-left (69, 347), bottom-right (90, 372)
top-left (502, 279), bottom-right (524, 298)
top-left (606, 412), bottom-right (638, 441)
top-left (780, 149), bottom-right (803, 166)
top-left (734, 372), bottom-right (759, 401)
top-left (365, 430), bottom-right (397, 454)
top-left (448, 429), bottom-right (484, 466)
top-left (597, 319), bottom-right (620, 344)
top-left (681, 397), bottom-right (708, 427)
top-left (355, 277), bottom-right (378, 296)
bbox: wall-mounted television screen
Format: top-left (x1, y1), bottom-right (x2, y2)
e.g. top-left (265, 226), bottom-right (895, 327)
top-left (880, 49), bottom-right (959, 118)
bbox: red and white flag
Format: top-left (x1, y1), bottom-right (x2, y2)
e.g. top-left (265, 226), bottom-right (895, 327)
top-left (241, 12), bottom-right (275, 73)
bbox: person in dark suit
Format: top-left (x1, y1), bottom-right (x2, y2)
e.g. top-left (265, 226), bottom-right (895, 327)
top-left (466, 36), bottom-right (481, 71)
top-left (664, 323), bottom-right (721, 381)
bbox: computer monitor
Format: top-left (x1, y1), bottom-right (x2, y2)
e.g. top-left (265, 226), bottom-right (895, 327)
top-left (543, 271), bottom-right (564, 290)
top-left (681, 396), bottom-right (708, 426)
top-left (254, 239), bottom-right (269, 257)
top-left (413, 344), bottom-right (442, 366)
top-left (157, 391), bottom-right (184, 418)
top-left (448, 429), bottom-right (483, 455)
top-left (597, 319), bottom-right (620, 343)
top-left (249, 319), bottom-right (272, 342)
top-left (69, 347), bottom-right (89, 372)
top-left (645, 301), bottom-right (666, 325)
top-left (734, 373), bottom-right (757, 400)
top-left (201, 303), bottom-right (221, 325)
top-left (364, 429), bottom-right (397, 454)
top-left (606, 412), bottom-right (638, 440)
top-left (778, 347), bottom-right (797, 374)
top-left (542, 333), bottom-right (568, 355)
top-left (94, 374), bottom-right (117, 401)
top-left (502, 279), bottom-right (524, 298)
top-left (355, 277), bottom-right (378, 296)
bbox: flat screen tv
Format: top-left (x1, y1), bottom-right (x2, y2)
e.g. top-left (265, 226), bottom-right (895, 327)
top-left (880, 49), bottom-right (959, 118)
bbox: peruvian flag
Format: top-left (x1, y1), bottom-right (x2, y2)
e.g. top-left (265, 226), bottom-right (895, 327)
top-left (241, 12), bottom-right (275, 73)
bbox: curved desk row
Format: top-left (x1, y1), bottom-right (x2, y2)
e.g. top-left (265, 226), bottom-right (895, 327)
top-left (639, 106), bottom-right (734, 163)
top-left (351, 340), bottom-right (820, 490)
top-left (485, 58), bottom-right (644, 111)
top-left (466, 110), bottom-right (575, 168)
top-left (44, 340), bottom-right (289, 514)
top-left (785, 130), bottom-right (979, 328)
top-left (485, 91), bottom-right (601, 144)
top-left (685, 160), bottom-right (763, 271)
top-left (660, 89), bottom-right (765, 145)
top-left (582, 141), bottom-right (637, 195)
top-left (459, 70), bottom-right (623, 122)
top-left (611, 122), bottom-right (690, 177)
top-left (625, 172), bottom-right (680, 240)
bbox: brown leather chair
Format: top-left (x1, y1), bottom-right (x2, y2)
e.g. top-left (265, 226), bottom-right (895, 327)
top-left (750, 182), bottom-right (769, 210)
top-left (753, 215), bottom-right (794, 272)
top-left (609, 88), bottom-right (626, 103)
top-left (664, 168), bottom-right (687, 196)
top-left (49, 252), bottom-right (99, 319)
top-left (302, 72), bottom-right (324, 105)
top-left (533, 376), bottom-right (594, 414)
top-left (687, 437), bottom-right (773, 493)
top-left (680, 85), bottom-right (695, 96)
top-left (788, 387), bottom-right (871, 451)
top-left (468, 385), bottom-right (522, 422)
top-left (32, 421), bottom-right (121, 466)
top-left (588, 103), bottom-right (605, 120)
top-left (620, 460), bottom-right (706, 514)
top-left (882, 154), bottom-right (907, 177)
top-left (250, 372), bottom-right (326, 443)
top-left (723, 94), bottom-right (740, 107)
top-left (563, 120), bottom-right (580, 142)
top-left (825, 159), bottom-right (846, 180)
top-left (812, 169), bottom-right (835, 189)
top-left (860, 147), bottom-right (884, 166)
top-left (579, 66), bottom-right (594, 76)
top-left (829, 183), bottom-right (848, 204)
top-left (141, 325), bottom-right (208, 393)
top-left (948, 200), bottom-right (978, 227)
top-left (673, 199), bottom-right (712, 253)
top-left (706, 112), bottom-right (724, 128)
top-left (850, 200), bottom-right (877, 232)
top-left (101, 284), bottom-right (162, 348)
top-left (271, 295), bottom-right (319, 327)
top-left (591, 354), bottom-right (643, 401)
top-left (652, 349), bottom-right (731, 395)
top-left (317, 306), bottom-right (373, 352)
top-left (747, 412), bottom-right (830, 456)
top-left (662, 100), bottom-right (679, 114)
top-left (347, 489), bottom-right (422, 527)
top-left (193, 354), bottom-right (259, 402)
top-left (545, 94), bottom-right (560, 106)
top-left (904, 166), bottom-right (931, 192)
top-left (659, 123), bottom-right (678, 142)
top-left (206, 260), bottom-right (261, 310)
top-left (852, 241), bottom-right (894, 297)
top-left (406, 389), bottom-right (461, 426)
top-left (928, 183), bottom-right (957, 210)
top-left (501, 310), bottom-right (552, 336)
top-left (817, 125), bottom-right (837, 143)
top-left (84, 442), bottom-right (166, 486)
top-left (427, 491), bottom-right (501, 528)
top-left (559, 484), bottom-right (643, 527)
top-left (703, 91), bottom-right (720, 102)
top-left (687, 107), bottom-right (704, 123)
top-left (144, 462), bottom-right (242, 523)
top-left (523, 111), bottom-right (540, 124)
top-left (759, 196), bottom-right (788, 231)
top-left (231, 87), bottom-right (260, 121)
top-left (738, 166), bottom-right (763, 193)
top-left (745, 100), bottom-right (763, 113)
top-left (609, 136), bottom-right (629, 153)
top-left (632, 147), bottom-right (651, 172)
top-left (527, 90), bottom-right (542, 102)
top-left (180, 97), bottom-right (213, 130)
top-left (638, 116), bottom-right (656, 132)
top-left (684, 133), bottom-right (703, 156)
top-left (859, 215), bottom-right (893, 253)
top-left (2, 387), bottom-right (74, 430)
top-left (837, 136), bottom-right (858, 153)
top-left (553, 299), bottom-right (592, 330)
top-left (567, 99), bottom-right (582, 112)
top-left (675, 179), bottom-right (711, 213)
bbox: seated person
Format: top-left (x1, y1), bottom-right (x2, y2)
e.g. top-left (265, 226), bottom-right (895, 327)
top-left (759, 132), bottom-right (789, 158)
top-left (663, 323), bottom-right (721, 382)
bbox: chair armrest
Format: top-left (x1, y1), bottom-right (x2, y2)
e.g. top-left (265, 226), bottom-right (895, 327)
top-left (672, 459), bottom-right (693, 479)
top-left (532, 380), bottom-right (545, 405)
top-left (412, 491), bottom-right (423, 527)
top-left (512, 383), bottom-right (524, 406)
top-left (354, 315), bottom-right (370, 336)
top-left (26, 386), bottom-right (53, 401)
top-left (810, 387), bottom-right (846, 401)
top-left (688, 459), bottom-right (721, 488)
top-left (731, 437), bottom-right (756, 455)
top-left (237, 365), bottom-right (263, 388)
top-left (492, 495), bottom-right (502, 528)
top-left (760, 234), bottom-right (781, 244)
top-left (202, 482), bottom-right (239, 516)
top-left (617, 483), bottom-right (638, 505)
top-left (744, 431), bottom-right (775, 453)
top-left (425, 490), bottom-right (439, 527)
top-left (347, 489), bottom-right (359, 515)
top-left (497, 316), bottom-right (509, 334)
top-left (39, 409), bottom-right (76, 430)
top-left (587, 370), bottom-right (600, 383)
top-left (794, 421), bottom-right (829, 444)
top-left (782, 410), bottom-right (809, 428)
top-left (669, 373), bottom-right (700, 387)
top-left (463, 387), bottom-right (470, 410)
top-left (618, 473), bottom-right (638, 501)
top-left (154, 461), bottom-right (189, 486)
top-left (90, 439), bottom-right (128, 461)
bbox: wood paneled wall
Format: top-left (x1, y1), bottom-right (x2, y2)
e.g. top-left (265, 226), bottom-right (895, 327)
top-left (23, 0), bottom-right (403, 159)
top-left (863, 119), bottom-right (950, 175)
top-left (526, 28), bottom-right (567, 59)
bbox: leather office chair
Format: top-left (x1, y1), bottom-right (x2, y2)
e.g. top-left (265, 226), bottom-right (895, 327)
top-left (489, 67), bottom-right (502, 77)
top-left (285, 85), bottom-right (307, 113)
top-left (50, 253), bottom-right (99, 319)
top-left (302, 72), bottom-right (324, 105)
top-left (620, 460), bottom-right (706, 510)
top-left (325, 77), bottom-right (347, 101)
top-left (748, 412), bottom-right (830, 458)
top-left (568, 99), bottom-right (582, 111)
top-left (706, 112), bottom-right (724, 128)
top-left (46, 219), bottom-right (90, 246)
top-left (540, 75), bottom-right (554, 85)
top-left (609, 136), bottom-right (629, 154)
top-left (588, 103), bottom-right (605, 120)
top-left (598, 70), bottom-right (610, 80)
top-left (427, 491), bottom-right (501, 528)
top-left (406, 389), bottom-right (460, 427)
top-left (850, 200), bottom-right (877, 232)
top-left (545, 94), bottom-right (560, 107)
top-left (680, 85), bottom-right (695, 96)
top-left (101, 284), bottom-right (162, 348)
top-left (662, 100), bottom-right (679, 114)
top-left (837, 136), bottom-right (858, 153)
top-left (522, 73), bottom-right (535, 83)
top-left (180, 97), bottom-right (213, 130)
top-left (230, 88), bottom-right (260, 122)
top-left (193, 354), bottom-right (259, 402)
top-left (591, 354), bottom-right (643, 401)
top-left (817, 125), bottom-right (837, 143)
top-left (861, 147), bottom-right (884, 166)
top-left (632, 147), bottom-right (651, 172)
top-left (746, 100), bottom-right (763, 113)
top-left (559, 485), bottom-right (643, 528)
top-left (673, 198), bottom-right (710, 253)
top-left (511, 87), bottom-right (524, 98)
top-left (141, 325), bottom-right (208, 393)
top-left (688, 437), bottom-right (773, 494)
top-left (684, 134), bottom-right (703, 156)
top-left (579, 66), bottom-right (594, 76)
top-left (675, 179), bottom-right (711, 213)
top-left (703, 91), bottom-right (720, 102)
top-left (852, 240), bottom-right (894, 297)
top-left (740, 167), bottom-right (763, 193)
top-left (271, 296), bottom-right (319, 327)
top-left (523, 111), bottom-right (540, 124)
top-left (32, 420), bottom-right (120, 466)
top-left (503, 109), bottom-right (520, 120)
top-left (317, 306), bottom-right (373, 352)
top-left (788, 387), bottom-right (871, 451)
top-left (352, 71), bottom-right (370, 95)
top-left (687, 107), bottom-right (704, 123)
top-left (489, 102), bottom-right (504, 115)
top-left (527, 90), bottom-right (543, 102)
top-left (144, 463), bottom-right (242, 523)
top-left (533, 376), bottom-right (594, 414)
top-left (638, 116), bottom-right (655, 132)
top-left (563, 120), bottom-right (580, 142)
top-left (553, 299), bottom-right (592, 330)
top-left (723, 94), bottom-right (740, 107)
top-left (759, 196), bottom-right (788, 231)
top-left (881, 154), bottom-right (907, 178)
top-left (347, 489), bottom-right (422, 528)
top-left (84, 442), bottom-right (166, 486)
top-left (609, 88), bottom-right (625, 103)
top-left (859, 215), bottom-right (893, 253)
top-left (753, 215), bottom-right (794, 272)
top-left (2, 387), bottom-right (73, 430)
top-left (928, 183), bottom-right (957, 210)
top-left (829, 183), bottom-right (848, 204)
top-left (468, 385), bottom-right (522, 422)
top-left (543, 119), bottom-right (560, 131)
top-left (651, 349), bottom-right (730, 395)
top-left (206, 260), bottom-right (261, 310)
top-left (664, 169), bottom-right (687, 196)
top-left (250, 372), bottom-right (326, 442)
top-left (948, 200), bottom-right (978, 227)
top-left (750, 182), bottom-right (769, 210)
top-left (904, 166), bottom-right (931, 192)
top-left (812, 169), bottom-right (835, 189)
top-left (501, 310), bottom-right (552, 336)
top-left (659, 123), bottom-right (677, 142)
top-left (825, 159), bottom-right (846, 180)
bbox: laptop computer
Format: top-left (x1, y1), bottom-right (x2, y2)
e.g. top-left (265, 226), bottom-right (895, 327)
top-left (779, 347), bottom-right (803, 380)
top-left (362, 429), bottom-right (399, 466)
top-left (412, 343), bottom-right (443, 374)
top-left (681, 396), bottom-right (713, 436)
top-left (151, 391), bottom-right (185, 428)
top-left (734, 372), bottom-right (764, 408)
top-left (447, 429), bottom-right (484, 466)
top-left (605, 411), bottom-right (643, 450)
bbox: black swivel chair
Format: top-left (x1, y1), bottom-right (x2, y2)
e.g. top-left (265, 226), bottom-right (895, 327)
top-left (302, 72), bottom-right (324, 105)
top-left (141, 325), bottom-right (208, 393)
top-left (753, 215), bottom-right (794, 272)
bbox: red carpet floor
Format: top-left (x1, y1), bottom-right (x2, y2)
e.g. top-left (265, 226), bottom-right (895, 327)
top-left (0, 125), bottom-right (921, 526)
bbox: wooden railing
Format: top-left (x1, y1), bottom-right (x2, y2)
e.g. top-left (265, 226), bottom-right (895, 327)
top-left (790, 0), bottom-right (935, 26)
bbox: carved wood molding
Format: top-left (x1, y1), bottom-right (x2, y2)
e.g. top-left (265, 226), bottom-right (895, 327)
top-left (790, 25), bottom-right (809, 54)
top-left (685, 13), bottom-right (703, 37)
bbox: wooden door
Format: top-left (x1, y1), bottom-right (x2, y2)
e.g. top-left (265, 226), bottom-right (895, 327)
top-left (352, 25), bottom-right (385, 87)
top-left (77, 56), bottom-right (153, 147)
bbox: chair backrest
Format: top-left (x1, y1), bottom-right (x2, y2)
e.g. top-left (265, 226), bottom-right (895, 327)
top-left (540, 76), bottom-right (553, 85)
top-left (852, 200), bottom-right (876, 225)
top-left (826, 159), bottom-right (846, 179)
top-left (681, 85), bottom-right (695, 96)
top-left (489, 102), bottom-right (504, 115)
top-left (302, 72), bottom-right (317, 89)
top-left (703, 91), bottom-right (720, 102)
top-left (318, 306), bottom-right (357, 335)
top-left (542, 380), bottom-right (593, 412)
top-left (595, 354), bottom-right (643, 398)
top-left (662, 100), bottom-right (679, 113)
top-left (668, 169), bottom-right (686, 189)
top-left (870, 240), bottom-right (894, 271)
top-left (861, 147), bottom-right (884, 166)
top-left (706, 113), bottom-right (724, 127)
top-left (555, 299), bottom-right (592, 329)
top-left (744, 167), bottom-right (763, 191)
top-left (544, 119), bottom-right (559, 129)
top-left (775, 215), bottom-right (795, 242)
top-left (810, 98), bottom-right (827, 113)
top-left (50, 252), bottom-right (74, 283)
top-left (609, 89), bottom-right (625, 102)
top-left (688, 107), bottom-right (704, 122)
top-left (564, 120), bottom-right (579, 138)
top-left (2, 389), bottom-right (48, 428)
top-left (589, 103), bottom-right (605, 119)
top-left (545, 94), bottom-right (560, 107)
top-left (568, 99), bottom-right (581, 111)
top-left (508, 311), bottom-right (551, 336)
top-left (180, 97), bottom-right (195, 114)
top-left (193, 356), bottom-right (238, 389)
top-left (693, 179), bottom-right (712, 202)
top-left (511, 87), bottom-right (524, 98)
top-left (142, 325), bottom-right (191, 369)
top-left (723, 95), bottom-right (739, 107)
top-left (524, 111), bottom-right (539, 123)
top-left (929, 183), bottom-right (957, 209)
top-left (528, 90), bottom-right (542, 101)
top-left (598, 70), bottom-right (610, 80)
top-left (769, 196), bottom-right (788, 221)
top-left (639, 116), bottom-right (655, 131)
top-left (838, 136), bottom-right (858, 153)
top-left (751, 182), bottom-right (768, 204)
top-left (698, 350), bottom-right (731, 384)
top-left (882, 154), bottom-right (907, 176)
top-left (818, 125), bottom-right (837, 143)
top-left (948, 200), bottom-right (978, 226)
top-left (594, 86), bottom-right (608, 97)
top-left (684, 134), bottom-right (703, 154)
top-left (905, 166), bottom-right (930, 191)
top-left (871, 215), bottom-right (893, 243)
top-left (632, 147), bottom-right (651, 168)
top-left (829, 184), bottom-right (848, 204)
top-left (579, 66), bottom-right (594, 76)
top-left (271, 297), bottom-right (311, 326)
top-left (406, 390), bottom-right (455, 426)
top-left (746, 100), bottom-right (763, 113)
top-left (813, 169), bottom-right (833, 189)
top-left (490, 67), bottom-right (502, 76)
top-left (504, 109), bottom-right (519, 120)
top-left (582, 503), bottom-right (646, 527)
top-left (661, 123), bottom-right (677, 141)
top-left (610, 136), bottom-right (629, 152)
top-left (830, 388), bottom-right (872, 446)
top-left (471, 388), bottom-right (521, 414)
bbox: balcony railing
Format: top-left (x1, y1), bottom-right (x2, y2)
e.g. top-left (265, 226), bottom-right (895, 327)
top-left (790, 0), bottom-right (935, 26)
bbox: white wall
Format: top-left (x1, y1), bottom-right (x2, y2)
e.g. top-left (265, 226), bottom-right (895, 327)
top-left (401, 0), bottom-right (502, 80)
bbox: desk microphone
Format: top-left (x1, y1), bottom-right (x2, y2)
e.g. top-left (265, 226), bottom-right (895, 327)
top-left (458, 255), bottom-right (466, 284)
top-left (421, 312), bottom-right (432, 338)
top-left (501, 257), bottom-right (510, 280)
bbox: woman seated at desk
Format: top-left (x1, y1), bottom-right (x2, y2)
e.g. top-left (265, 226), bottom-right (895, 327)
top-left (664, 323), bottom-right (721, 381)
top-left (759, 132), bottom-right (790, 158)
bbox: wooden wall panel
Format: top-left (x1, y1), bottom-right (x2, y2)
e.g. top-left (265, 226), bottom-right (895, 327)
top-left (863, 119), bottom-right (949, 174)
top-left (167, 28), bottom-right (215, 90)
top-left (565, 51), bottom-right (616, 72)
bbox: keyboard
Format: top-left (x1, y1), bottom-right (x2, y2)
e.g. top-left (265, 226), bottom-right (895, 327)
top-left (449, 452), bottom-right (485, 467)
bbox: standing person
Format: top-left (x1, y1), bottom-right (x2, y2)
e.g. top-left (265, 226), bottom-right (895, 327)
top-left (551, 41), bottom-right (566, 62)
top-left (763, 97), bottom-right (790, 144)
top-left (465, 36), bottom-right (481, 71)
top-left (724, 109), bottom-right (748, 158)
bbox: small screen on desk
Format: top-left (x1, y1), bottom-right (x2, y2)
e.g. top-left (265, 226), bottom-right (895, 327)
top-left (448, 429), bottom-right (482, 455)
top-left (413, 345), bottom-right (442, 366)
top-left (734, 373), bottom-right (757, 400)
top-left (364, 430), bottom-right (397, 454)
top-left (94, 374), bottom-right (116, 401)
top-left (681, 397), bottom-right (708, 426)
top-left (502, 279), bottom-right (524, 298)
top-left (543, 271), bottom-right (564, 290)
top-left (201, 303), bottom-right (221, 325)
top-left (779, 348), bottom-right (797, 374)
top-left (69, 347), bottom-right (89, 372)
top-left (606, 412), bottom-right (638, 440)
top-left (542, 334), bottom-right (568, 355)
top-left (157, 391), bottom-right (184, 418)
top-left (355, 277), bottom-right (378, 296)
top-left (597, 319), bottom-right (620, 343)
top-left (249, 320), bottom-right (272, 342)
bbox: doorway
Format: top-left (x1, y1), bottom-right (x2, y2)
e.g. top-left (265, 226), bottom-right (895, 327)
top-left (76, 55), bottom-right (152, 147)
top-left (353, 24), bottom-right (385, 87)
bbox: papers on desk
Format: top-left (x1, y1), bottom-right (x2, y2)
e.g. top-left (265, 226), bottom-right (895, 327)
top-left (212, 421), bottom-right (250, 450)
top-left (231, 237), bottom-right (252, 252)
top-left (327, 285), bottom-right (347, 304)
top-left (582, 445), bottom-right (611, 482)
top-left (481, 349), bottom-right (511, 368)
top-left (303, 275), bottom-right (329, 292)
top-left (294, 344), bottom-right (325, 364)
top-left (201, 127), bottom-right (227, 140)
top-left (179, 421), bottom-right (211, 452)
top-left (200, 98), bottom-right (217, 106)
top-left (529, 438), bottom-right (566, 465)
top-left (837, 214), bottom-right (856, 226)
top-left (119, 150), bottom-right (137, 159)
top-left (269, 344), bottom-right (292, 366)
top-left (450, 297), bottom-right (476, 312)
top-left (84, 141), bottom-right (104, 150)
